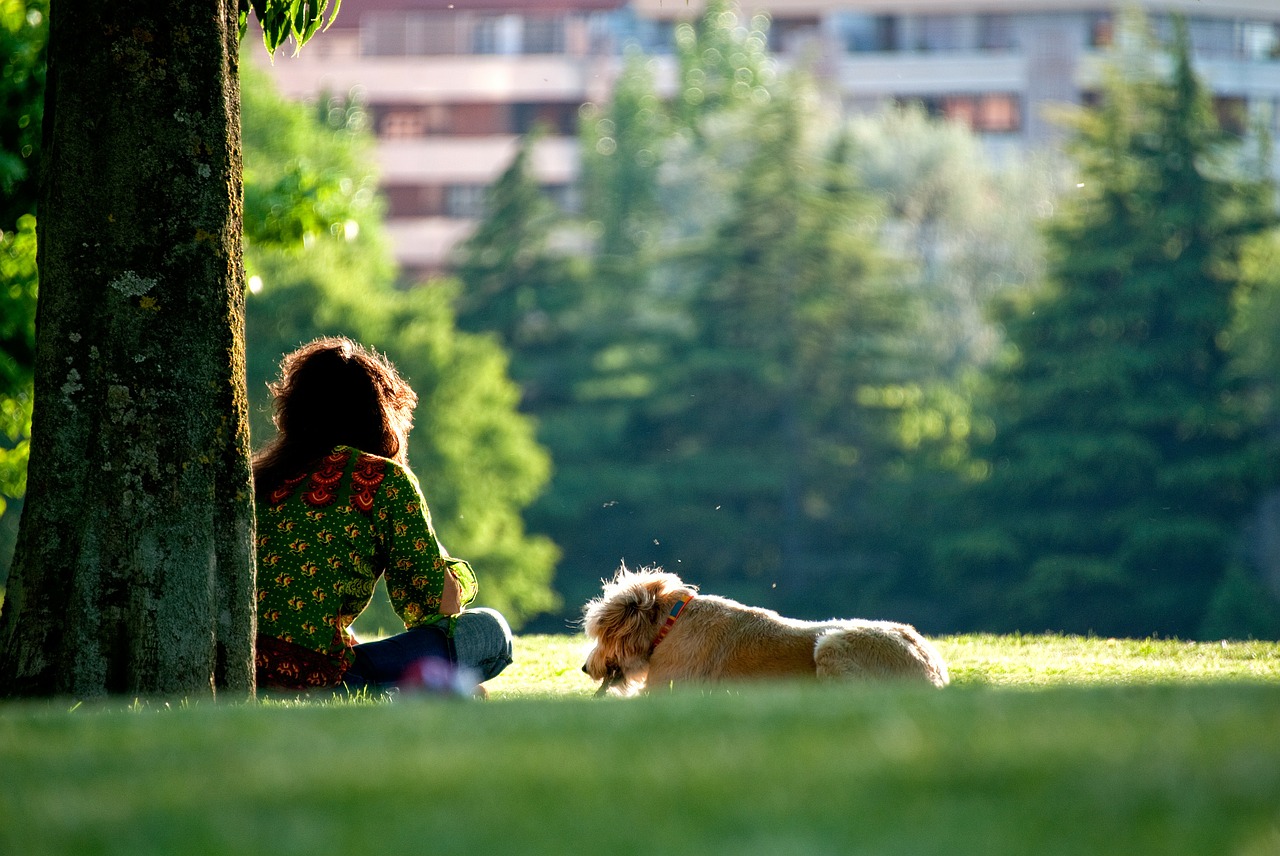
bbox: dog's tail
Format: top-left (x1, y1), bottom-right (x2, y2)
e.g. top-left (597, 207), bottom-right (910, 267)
top-left (814, 623), bottom-right (950, 688)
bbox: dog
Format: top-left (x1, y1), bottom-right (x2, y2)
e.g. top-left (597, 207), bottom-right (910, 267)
top-left (581, 565), bottom-right (949, 694)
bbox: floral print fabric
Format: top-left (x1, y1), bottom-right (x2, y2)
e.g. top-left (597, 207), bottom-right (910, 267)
top-left (254, 446), bottom-right (477, 689)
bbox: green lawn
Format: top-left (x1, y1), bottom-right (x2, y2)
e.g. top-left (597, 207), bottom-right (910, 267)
top-left (2, 634), bottom-right (1279, 856)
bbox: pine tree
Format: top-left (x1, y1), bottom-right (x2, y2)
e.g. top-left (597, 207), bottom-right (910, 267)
top-left (621, 82), bottom-right (917, 611)
top-left (938, 16), bottom-right (1279, 637)
top-left (452, 131), bottom-right (590, 410)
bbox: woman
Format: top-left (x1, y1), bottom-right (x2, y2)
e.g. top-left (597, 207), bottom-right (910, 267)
top-left (252, 336), bottom-right (512, 693)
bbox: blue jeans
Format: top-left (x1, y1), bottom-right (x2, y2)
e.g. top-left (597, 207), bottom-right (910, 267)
top-left (344, 608), bottom-right (513, 691)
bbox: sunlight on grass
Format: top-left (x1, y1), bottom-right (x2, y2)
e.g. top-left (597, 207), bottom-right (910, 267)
top-left (2, 634), bottom-right (1279, 856)
top-left (486, 633), bottom-right (596, 698)
top-left (481, 632), bottom-right (1280, 699)
top-left (941, 634), bottom-right (1280, 686)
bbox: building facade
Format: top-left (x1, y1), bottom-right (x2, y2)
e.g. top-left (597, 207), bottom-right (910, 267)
top-left (256, 0), bottom-right (1280, 277)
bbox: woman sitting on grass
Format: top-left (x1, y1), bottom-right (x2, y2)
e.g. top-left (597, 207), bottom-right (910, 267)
top-left (252, 336), bottom-right (512, 694)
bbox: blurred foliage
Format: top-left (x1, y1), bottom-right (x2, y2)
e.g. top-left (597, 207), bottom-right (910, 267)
top-left (0, 0), bottom-right (43, 228)
top-left (0, 214), bottom-right (33, 513)
top-left (457, 3), bottom-right (1280, 636)
top-left (241, 65), bottom-right (559, 627)
top-left (845, 105), bottom-right (1059, 375)
top-left (932, 14), bottom-right (1280, 639)
top-left (456, 1), bottom-right (1056, 627)
top-left (453, 126), bottom-right (591, 364)
top-left (0, 0), bottom-right (42, 523)
top-left (631, 82), bottom-right (918, 608)
top-left (241, 77), bottom-right (374, 252)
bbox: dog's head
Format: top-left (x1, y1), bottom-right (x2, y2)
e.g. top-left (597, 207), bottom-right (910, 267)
top-left (581, 564), bottom-right (696, 694)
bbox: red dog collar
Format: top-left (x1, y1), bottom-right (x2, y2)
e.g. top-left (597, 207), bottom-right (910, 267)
top-left (650, 595), bottom-right (692, 653)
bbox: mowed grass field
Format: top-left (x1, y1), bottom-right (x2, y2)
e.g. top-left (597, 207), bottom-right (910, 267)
top-left (1, 634), bottom-right (1278, 856)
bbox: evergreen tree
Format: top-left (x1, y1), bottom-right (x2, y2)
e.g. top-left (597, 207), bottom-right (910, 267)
top-left (452, 130), bottom-right (589, 410)
top-left (669, 2), bottom-right (776, 139)
top-left (625, 83), bottom-right (918, 613)
top-left (454, 70), bottom-right (679, 623)
top-left (455, 0), bottom-right (1053, 628)
top-left (937, 17), bottom-right (1279, 637)
top-left (578, 55), bottom-right (666, 272)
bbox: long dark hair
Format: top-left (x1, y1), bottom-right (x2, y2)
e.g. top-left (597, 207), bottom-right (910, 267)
top-left (252, 337), bottom-right (417, 502)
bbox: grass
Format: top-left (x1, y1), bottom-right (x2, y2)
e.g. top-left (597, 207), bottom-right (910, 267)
top-left (491, 632), bottom-right (1280, 696)
top-left (2, 634), bottom-right (1279, 856)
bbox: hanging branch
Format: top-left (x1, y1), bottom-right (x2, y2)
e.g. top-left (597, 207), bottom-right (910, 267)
top-left (239, 0), bottom-right (343, 56)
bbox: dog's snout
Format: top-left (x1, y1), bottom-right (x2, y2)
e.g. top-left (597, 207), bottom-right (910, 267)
top-left (581, 663), bottom-right (589, 675)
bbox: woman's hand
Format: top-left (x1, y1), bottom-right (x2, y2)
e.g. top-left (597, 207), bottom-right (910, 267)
top-left (439, 568), bottom-right (463, 616)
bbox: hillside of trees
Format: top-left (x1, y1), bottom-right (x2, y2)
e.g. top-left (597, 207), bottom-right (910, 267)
top-left (2, 3), bottom-right (1279, 641)
top-left (452, 7), bottom-right (1280, 637)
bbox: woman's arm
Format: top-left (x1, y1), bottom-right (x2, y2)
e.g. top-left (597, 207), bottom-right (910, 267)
top-left (439, 568), bottom-right (462, 616)
top-left (377, 462), bottom-right (476, 624)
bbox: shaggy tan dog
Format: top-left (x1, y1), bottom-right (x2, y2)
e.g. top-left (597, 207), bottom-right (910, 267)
top-left (582, 565), bottom-right (949, 694)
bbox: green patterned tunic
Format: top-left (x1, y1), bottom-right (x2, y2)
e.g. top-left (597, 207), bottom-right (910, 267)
top-left (254, 445), bottom-right (477, 689)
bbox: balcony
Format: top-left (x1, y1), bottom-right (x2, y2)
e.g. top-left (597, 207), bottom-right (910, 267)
top-left (377, 135), bottom-right (579, 183)
top-left (834, 51), bottom-right (1026, 97)
top-left (259, 53), bottom-right (622, 104)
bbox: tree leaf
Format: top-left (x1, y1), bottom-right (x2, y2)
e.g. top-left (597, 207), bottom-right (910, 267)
top-left (248, 0), bottom-right (342, 56)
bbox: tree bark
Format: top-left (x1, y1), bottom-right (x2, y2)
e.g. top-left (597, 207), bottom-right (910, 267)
top-left (0, 0), bottom-right (256, 698)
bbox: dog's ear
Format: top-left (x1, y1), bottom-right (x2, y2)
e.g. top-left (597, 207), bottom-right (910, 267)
top-left (584, 580), bottom-right (661, 648)
top-left (618, 583), bottom-right (662, 625)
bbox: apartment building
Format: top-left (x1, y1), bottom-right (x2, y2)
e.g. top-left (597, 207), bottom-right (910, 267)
top-left (256, 0), bottom-right (1280, 277)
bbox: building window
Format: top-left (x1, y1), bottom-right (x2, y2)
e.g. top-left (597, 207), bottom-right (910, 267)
top-left (383, 184), bottom-right (446, 218)
top-left (445, 185), bottom-right (489, 219)
top-left (411, 15), bottom-right (461, 55)
top-left (908, 93), bottom-right (1022, 134)
top-left (1181, 16), bottom-right (1236, 59)
top-left (373, 104), bottom-right (452, 138)
top-left (1088, 13), bottom-right (1113, 48)
top-left (974, 94), bottom-right (1022, 133)
top-left (770, 17), bottom-right (821, 54)
top-left (1153, 16), bottom-right (1280, 62)
top-left (978, 14), bottom-right (1016, 51)
top-left (915, 15), bottom-right (963, 52)
top-left (1239, 21), bottom-right (1280, 60)
top-left (523, 17), bottom-right (566, 54)
top-left (362, 13), bottom-right (460, 56)
top-left (472, 15), bottom-right (523, 55)
top-left (378, 107), bottom-right (429, 139)
top-left (363, 13), bottom-right (407, 56)
top-left (472, 16), bottom-right (500, 54)
top-left (513, 102), bottom-right (580, 136)
top-left (613, 13), bottom-right (675, 54)
top-left (371, 103), bottom-right (517, 138)
top-left (834, 13), bottom-right (897, 53)
top-left (451, 103), bottom-right (515, 135)
top-left (542, 183), bottom-right (580, 214)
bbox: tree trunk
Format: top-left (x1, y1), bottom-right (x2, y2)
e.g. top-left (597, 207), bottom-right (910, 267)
top-left (0, 0), bottom-right (256, 698)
